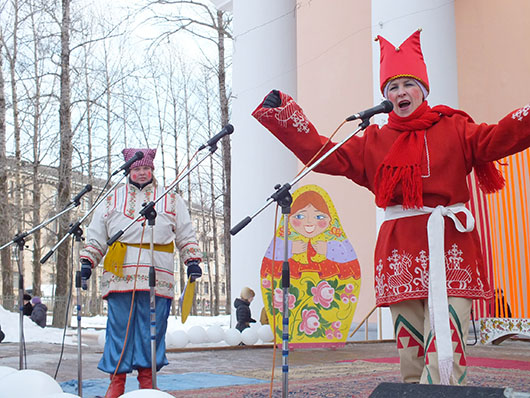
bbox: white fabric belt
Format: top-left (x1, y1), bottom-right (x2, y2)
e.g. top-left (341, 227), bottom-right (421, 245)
top-left (384, 203), bottom-right (475, 385)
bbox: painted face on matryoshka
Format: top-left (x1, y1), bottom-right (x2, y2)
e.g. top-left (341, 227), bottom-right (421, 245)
top-left (289, 204), bottom-right (330, 239)
top-left (130, 166), bottom-right (153, 185)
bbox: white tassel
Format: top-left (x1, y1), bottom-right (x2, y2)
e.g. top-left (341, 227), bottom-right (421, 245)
top-left (439, 358), bottom-right (453, 385)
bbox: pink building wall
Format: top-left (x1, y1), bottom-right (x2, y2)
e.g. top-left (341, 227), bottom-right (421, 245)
top-left (455, 0), bottom-right (530, 120)
top-left (296, 1), bottom-right (376, 323)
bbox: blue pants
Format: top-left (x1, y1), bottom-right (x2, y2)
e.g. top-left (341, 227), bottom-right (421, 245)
top-left (98, 291), bottom-right (171, 374)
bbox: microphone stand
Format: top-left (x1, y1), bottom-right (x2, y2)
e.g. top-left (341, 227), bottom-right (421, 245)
top-left (0, 190), bottom-right (90, 371)
top-left (40, 174), bottom-right (128, 397)
top-left (72, 223), bottom-right (84, 397)
top-left (231, 118), bottom-right (371, 398)
top-left (106, 142), bottom-right (222, 389)
top-left (0, 232), bottom-right (29, 371)
top-left (146, 205), bottom-right (158, 389)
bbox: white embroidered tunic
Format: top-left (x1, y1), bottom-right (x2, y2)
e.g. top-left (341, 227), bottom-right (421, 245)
top-left (80, 181), bottom-right (201, 299)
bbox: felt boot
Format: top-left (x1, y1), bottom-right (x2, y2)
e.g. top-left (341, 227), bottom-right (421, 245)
top-left (137, 367), bottom-right (153, 389)
top-left (105, 373), bottom-right (126, 398)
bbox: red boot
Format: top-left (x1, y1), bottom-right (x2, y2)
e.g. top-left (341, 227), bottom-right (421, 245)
top-left (137, 367), bottom-right (153, 389)
top-left (105, 373), bottom-right (126, 398)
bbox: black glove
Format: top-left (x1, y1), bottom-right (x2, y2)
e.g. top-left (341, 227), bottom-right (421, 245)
top-left (80, 259), bottom-right (92, 290)
top-left (186, 259), bottom-right (202, 282)
top-left (262, 90), bottom-right (281, 108)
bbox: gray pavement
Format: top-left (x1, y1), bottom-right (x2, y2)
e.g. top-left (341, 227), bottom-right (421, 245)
top-left (0, 333), bottom-right (529, 384)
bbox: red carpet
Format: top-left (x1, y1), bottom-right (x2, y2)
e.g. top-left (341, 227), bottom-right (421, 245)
top-left (167, 366), bottom-right (529, 397)
top-left (338, 356), bottom-right (530, 370)
top-left (164, 356), bottom-right (530, 397)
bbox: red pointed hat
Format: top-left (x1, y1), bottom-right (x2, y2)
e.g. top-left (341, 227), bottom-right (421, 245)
top-left (377, 29), bottom-right (429, 96)
top-left (122, 148), bottom-right (157, 169)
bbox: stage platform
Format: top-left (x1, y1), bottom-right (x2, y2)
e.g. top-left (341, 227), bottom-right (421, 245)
top-left (0, 335), bottom-right (529, 397)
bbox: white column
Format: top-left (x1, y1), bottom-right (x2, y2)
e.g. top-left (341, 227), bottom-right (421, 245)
top-left (230, 0), bottom-right (297, 326)
top-left (371, 0), bottom-right (458, 339)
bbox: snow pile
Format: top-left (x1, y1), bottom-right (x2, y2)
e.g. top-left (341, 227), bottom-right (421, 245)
top-left (0, 367), bottom-right (80, 398)
top-left (0, 305), bottom-right (75, 345)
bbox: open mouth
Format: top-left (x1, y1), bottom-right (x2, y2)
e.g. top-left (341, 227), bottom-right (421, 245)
top-left (304, 225), bottom-right (316, 234)
top-left (398, 100), bottom-right (411, 109)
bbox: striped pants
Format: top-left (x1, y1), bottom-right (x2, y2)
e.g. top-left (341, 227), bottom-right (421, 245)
top-left (389, 297), bottom-right (472, 385)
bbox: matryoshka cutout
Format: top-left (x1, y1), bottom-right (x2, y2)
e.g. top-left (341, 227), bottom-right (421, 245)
top-left (260, 184), bottom-right (361, 347)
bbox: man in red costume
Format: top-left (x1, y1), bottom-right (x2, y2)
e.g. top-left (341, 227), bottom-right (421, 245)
top-left (252, 29), bottom-right (530, 385)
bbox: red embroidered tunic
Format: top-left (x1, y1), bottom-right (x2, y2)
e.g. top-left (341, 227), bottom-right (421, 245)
top-left (253, 93), bottom-right (530, 306)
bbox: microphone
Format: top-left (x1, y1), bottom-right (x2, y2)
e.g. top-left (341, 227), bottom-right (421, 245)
top-left (198, 124), bottom-right (234, 150)
top-left (114, 151), bottom-right (144, 175)
top-left (70, 184), bottom-right (92, 205)
top-left (346, 100), bottom-right (393, 121)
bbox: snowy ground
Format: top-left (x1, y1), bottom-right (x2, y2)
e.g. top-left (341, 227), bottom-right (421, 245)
top-left (0, 304), bottom-right (379, 349)
top-left (0, 305), bottom-right (235, 347)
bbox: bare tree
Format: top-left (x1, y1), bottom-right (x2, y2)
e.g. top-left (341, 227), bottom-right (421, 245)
top-left (81, 41), bottom-right (99, 314)
top-left (215, 9), bottom-right (232, 314)
top-left (0, 39), bottom-right (13, 306)
top-left (209, 149), bottom-right (221, 315)
top-left (0, 0), bottom-right (233, 319)
top-left (144, 0), bottom-right (232, 313)
top-left (167, 52), bottom-right (182, 194)
top-left (102, 43), bottom-right (113, 178)
top-left (28, 3), bottom-right (44, 297)
top-left (196, 166), bottom-right (212, 314)
top-left (198, 67), bottom-right (221, 315)
top-left (147, 58), bottom-right (168, 185)
top-left (20, 0), bottom-right (64, 297)
top-left (52, 0), bottom-right (73, 327)
top-left (2, 0), bottom-right (23, 278)
top-left (178, 57), bottom-right (195, 294)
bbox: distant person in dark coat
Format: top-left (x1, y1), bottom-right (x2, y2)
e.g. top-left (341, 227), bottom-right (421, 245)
top-left (23, 293), bottom-right (33, 316)
top-left (234, 287), bottom-right (256, 332)
top-left (30, 297), bottom-right (47, 328)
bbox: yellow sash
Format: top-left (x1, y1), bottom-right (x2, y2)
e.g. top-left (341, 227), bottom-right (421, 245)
top-left (103, 241), bottom-right (175, 277)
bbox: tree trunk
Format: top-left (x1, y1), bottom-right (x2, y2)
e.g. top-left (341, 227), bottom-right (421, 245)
top-left (197, 169), bottom-right (213, 315)
top-left (8, 0), bottom-right (23, 281)
top-left (210, 153), bottom-right (220, 316)
top-left (152, 69), bottom-right (167, 185)
top-left (105, 47), bottom-right (112, 179)
top-left (217, 10), bottom-right (231, 314)
top-left (31, 174), bottom-right (42, 297)
top-left (52, 0), bottom-right (72, 328)
top-left (201, 69), bottom-right (221, 316)
top-left (181, 75), bottom-right (190, 300)
top-left (84, 47), bottom-right (99, 315)
top-left (171, 85), bottom-right (180, 194)
top-left (0, 43), bottom-right (13, 306)
top-left (30, 9), bottom-right (42, 297)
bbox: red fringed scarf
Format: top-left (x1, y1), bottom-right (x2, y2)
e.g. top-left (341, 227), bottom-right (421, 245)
top-left (374, 101), bottom-right (505, 209)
